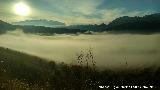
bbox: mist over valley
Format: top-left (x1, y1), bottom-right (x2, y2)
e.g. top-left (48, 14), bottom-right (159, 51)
top-left (0, 30), bottom-right (159, 69)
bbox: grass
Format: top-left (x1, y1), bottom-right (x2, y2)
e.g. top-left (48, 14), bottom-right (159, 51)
top-left (0, 47), bottom-right (160, 90)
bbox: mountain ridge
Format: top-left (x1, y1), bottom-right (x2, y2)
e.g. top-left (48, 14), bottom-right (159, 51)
top-left (12, 19), bottom-right (66, 28)
top-left (0, 13), bottom-right (160, 34)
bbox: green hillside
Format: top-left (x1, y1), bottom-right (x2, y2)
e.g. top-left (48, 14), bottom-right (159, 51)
top-left (0, 47), bottom-right (160, 89)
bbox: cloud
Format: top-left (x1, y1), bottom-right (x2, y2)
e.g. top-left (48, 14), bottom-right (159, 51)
top-left (61, 8), bottom-right (156, 25)
top-left (30, 0), bottom-right (157, 24)
top-left (98, 0), bottom-right (160, 11)
top-left (23, 0), bottom-right (102, 24)
top-left (0, 0), bottom-right (159, 24)
top-left (97, 8), bottom-right (156, 24)
top-left (27, 0), bottom-right (100, 16)
top-left (0, 30), bottom-right (160, 68)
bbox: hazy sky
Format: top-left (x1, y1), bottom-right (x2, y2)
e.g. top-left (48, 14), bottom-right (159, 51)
top-left (0, 0), bottom-right (160, 25)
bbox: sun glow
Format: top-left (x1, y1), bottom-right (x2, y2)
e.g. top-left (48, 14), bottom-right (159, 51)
top-left (14, 2), bottom-right (30, 16)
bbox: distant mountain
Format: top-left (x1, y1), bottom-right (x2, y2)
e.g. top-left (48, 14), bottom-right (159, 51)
top-left (0, 20), bottom-right (15, 34)
top-left (65, 13), bottom-right (160, 33)
top-left (12, 19), bottom-right (66, 27)
top-left (0, 20), bottom-right (12, 29)
top-left (0, 20), bottom-right (10, 26)
top-left (107, 13), bottom-right (160, 33)
top-left (20, 25), bottom-right (86, 35)
top-left (65, 23), bottom-right (107, 31)
top-left (1, 13), bottom-right (160, 34)
top-left (0, 20), bottom-right (86, 35)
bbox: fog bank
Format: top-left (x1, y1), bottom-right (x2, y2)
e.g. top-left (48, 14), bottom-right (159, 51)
top-left (0, 30), bottom-right (160, 68)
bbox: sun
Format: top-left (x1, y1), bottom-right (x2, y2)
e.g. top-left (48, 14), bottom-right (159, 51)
top-left (14, 2), bottom-right (30, 16)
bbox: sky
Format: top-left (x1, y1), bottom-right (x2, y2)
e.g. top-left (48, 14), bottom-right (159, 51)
top-left (0, 0), bottom-right (160, 25)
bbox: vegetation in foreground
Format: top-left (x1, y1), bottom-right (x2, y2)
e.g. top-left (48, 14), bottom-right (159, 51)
top-left (0, 47), bottom-right (160, 90)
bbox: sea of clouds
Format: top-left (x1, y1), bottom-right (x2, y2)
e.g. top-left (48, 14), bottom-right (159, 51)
top-left (0, 29), bottom-right (160, 69)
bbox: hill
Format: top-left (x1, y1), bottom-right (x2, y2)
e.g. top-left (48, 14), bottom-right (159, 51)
top-left (65, 23), bottom-right (107, 32)
top-left (0, 20), bottom-right (15, 34)
top-left (0, 47), bottom-right (160, 89)
top-left (1, 13), bottom-right (160, 34)
top-left (12, 19), bottom-right (66, 28)
top-left (65, 13), bottom-right (160, 33)
top-left (20, 25), bottom-right (86, 35)
top-left (107, 13), bottom-right (160, 33)
top-left (0, 21), bottom-right (86, 35)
